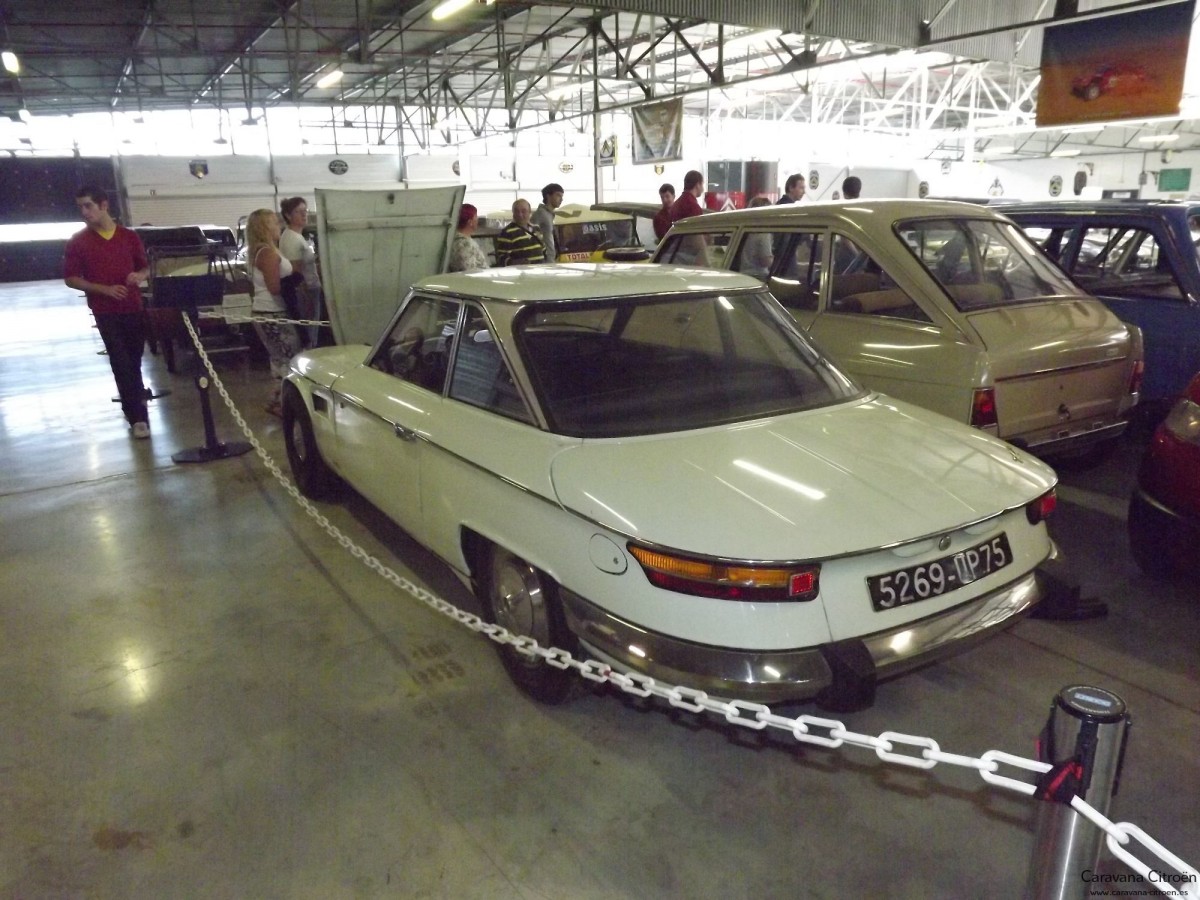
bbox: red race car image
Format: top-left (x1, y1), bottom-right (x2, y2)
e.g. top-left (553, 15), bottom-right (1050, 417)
top-left (1072, 63), bottom-right (1150, 101)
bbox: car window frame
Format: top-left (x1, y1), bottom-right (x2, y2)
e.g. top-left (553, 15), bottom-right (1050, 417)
top-left (367, 291), bottom-right (464, 394)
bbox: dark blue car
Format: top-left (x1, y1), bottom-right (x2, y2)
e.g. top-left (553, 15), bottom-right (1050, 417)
top-left (1005, 201), bottom-right (1200, 412)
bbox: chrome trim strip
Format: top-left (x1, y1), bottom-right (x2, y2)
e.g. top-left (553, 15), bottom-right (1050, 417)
top-left (995, 357), bottom-right (1131, 382)
top-left (1019, 419), bottom-right (1127, 452)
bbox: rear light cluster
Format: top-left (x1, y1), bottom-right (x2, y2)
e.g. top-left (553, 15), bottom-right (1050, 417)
top-left (628, 544), bottom-right (820, 602)
top-left (1026, 488), bottom-right (1057, 525)
top-left (1128, 359), bottom-right (1145, 397)
top-left (971, 388), bottom-right (998, 430)
top-left (1162, 393), bottom-right (1200, 446)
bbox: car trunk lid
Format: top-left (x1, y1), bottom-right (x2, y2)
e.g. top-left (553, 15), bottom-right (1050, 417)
top-left (964, 299), bottom-right (1133, 440)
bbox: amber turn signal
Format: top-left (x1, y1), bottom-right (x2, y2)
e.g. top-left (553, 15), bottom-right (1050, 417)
top-left (628, 544), bottom-right (820, 602)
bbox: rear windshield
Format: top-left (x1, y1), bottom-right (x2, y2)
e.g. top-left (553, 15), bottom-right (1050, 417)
top-left (556, 219), bottom-right (633, 256)
top-left (897, 218), bottom-right (1084, 310)
top-left (514, 290), bottom-right (862, 438)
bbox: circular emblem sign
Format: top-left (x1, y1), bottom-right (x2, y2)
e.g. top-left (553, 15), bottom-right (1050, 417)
top-left (808, 170), bottom-right (820, 190)
top-left (559, 161), bottom-right (574, 173)
top-left (1049, 175), bottom-right (1063, 197)
top-left (918, 180), bottom-right (930, 198)
top-left (328, 159), bottom-right (349, 175)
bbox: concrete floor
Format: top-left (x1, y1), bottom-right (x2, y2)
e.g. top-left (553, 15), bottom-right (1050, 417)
top-left (0, 278), bottom-right (1196, 899)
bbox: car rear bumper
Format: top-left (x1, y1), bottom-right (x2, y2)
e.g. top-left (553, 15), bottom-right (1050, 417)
top-left (559, 570), bottom-right (1044, 703)
top-left (1013, 417), bottom-right (1129, 456)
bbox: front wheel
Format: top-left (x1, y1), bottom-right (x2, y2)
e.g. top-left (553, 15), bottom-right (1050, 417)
top-left (480, 546), bottom-right (575, 703)
top-left (282, 387), bottom-right (340, 499)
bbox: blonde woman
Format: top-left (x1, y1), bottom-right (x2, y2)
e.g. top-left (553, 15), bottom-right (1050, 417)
top-left (246, 208), bottom-right (302, 417)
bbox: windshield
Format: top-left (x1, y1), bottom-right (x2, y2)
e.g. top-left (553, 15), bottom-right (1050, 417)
top-left (556, 219), bottom-right (634, 257)
top-left (514, 290), bottom-right (862, 438)
top-left (897, 217), bottom-right (1084, 310)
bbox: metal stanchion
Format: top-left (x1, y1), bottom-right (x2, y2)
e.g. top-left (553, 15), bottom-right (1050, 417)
top-left (171, 374), bottom-right (253, 464)
top-left (1026, 685), bottom-right (1131, 899)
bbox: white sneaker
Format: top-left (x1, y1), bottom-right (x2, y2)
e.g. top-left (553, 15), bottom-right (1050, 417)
top-left (132, 421), bottom-right (151, 439)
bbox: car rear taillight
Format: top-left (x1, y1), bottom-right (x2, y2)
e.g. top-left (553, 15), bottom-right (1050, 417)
top-left (628, 544), bottom-right (820, 602)
top-left (1162, 394), bottom-right (1200, 446)
top-left (1128, 359), bottom-right (1145, 397)
top-left (1026, 489), bottom-right (1057, 525)
top-left (971, 388), bottom-right (998, 430)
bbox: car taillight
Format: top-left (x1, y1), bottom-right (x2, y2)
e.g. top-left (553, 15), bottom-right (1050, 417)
top-left (971, 388), bottom-right (998, 429)
top-left (1026, 489), bottom-right (1057, 525)
top-left (1128, 359), bottom-right (1145, 396)
top-left (627, 544), bottom-right (820, 602)
top-left (1162, 395), bottom-right (1200, 446)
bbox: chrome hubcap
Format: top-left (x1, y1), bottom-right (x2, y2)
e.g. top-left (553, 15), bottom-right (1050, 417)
top-left (491, 552), bottom-right (548, 666)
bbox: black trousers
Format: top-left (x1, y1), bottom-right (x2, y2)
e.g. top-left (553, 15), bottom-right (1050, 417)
top-left (94, 312), bottom-right (148, 425)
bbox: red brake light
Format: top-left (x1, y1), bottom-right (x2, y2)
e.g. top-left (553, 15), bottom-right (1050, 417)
top-left (1129, 359), bottom-right (1145, 396)
top-left (1026, 489), bottom-right (1057, 525)
top-left (971, 388), bottom-right (998, 429)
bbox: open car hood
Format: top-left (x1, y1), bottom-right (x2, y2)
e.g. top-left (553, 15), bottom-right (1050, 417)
top-left (316, 185), bottom-right (464, 345)
top-left (550, 396), bottom-right (1055, 560)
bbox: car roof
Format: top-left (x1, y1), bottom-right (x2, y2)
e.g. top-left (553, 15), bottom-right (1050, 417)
top-left (1003, 200), bottom-right (1200, 216)
top-left (414, 262), bottom-right (763, 303)
top-left (665, 198), bottom-right (1001, 229)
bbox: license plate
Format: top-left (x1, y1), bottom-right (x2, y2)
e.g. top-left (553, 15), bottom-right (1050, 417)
top-left (868, 533), bottom-right (1013, 612)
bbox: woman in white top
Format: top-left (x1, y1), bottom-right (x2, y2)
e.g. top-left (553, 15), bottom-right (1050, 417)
top-left (246, 208), bottom-right (302, 417)
top-left (279, 196), bottom-right (322, 347)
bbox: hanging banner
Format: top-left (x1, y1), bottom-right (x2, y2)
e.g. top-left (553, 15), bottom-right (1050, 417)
top-left (1036, 0), bottom-right (1194, 127)
top-left (631, 98), bottom-right (683, 164)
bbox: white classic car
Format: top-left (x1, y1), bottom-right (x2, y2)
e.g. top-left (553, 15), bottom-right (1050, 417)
top-left (655, 200), bottom-right (1144, 460)
top-left (282, 263), bottom-right (1058, 710)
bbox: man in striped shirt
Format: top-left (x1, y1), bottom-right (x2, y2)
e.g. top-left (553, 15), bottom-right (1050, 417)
top-left (495, 199), bottom-right (546, 266)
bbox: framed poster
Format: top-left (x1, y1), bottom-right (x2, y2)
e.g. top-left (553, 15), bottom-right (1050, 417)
top-left (632, 99), bottom-right (683, 164)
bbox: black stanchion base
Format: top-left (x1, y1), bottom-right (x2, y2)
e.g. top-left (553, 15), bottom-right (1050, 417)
top-left (172, 441), bottom-right (253, 464)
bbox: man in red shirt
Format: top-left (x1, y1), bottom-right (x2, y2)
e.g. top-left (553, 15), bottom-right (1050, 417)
top-left (670, 170), bottom-right (705, 223)
top-left (64, 186), bottom-right (152, 438)
top-left (652, 182), bottom-right (675, 241)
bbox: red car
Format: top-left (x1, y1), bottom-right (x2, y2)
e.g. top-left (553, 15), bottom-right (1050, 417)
top-left (1128, 371), bottom-right (1200, 577)
top-left (1072, 64), bottom-right (1149, 101)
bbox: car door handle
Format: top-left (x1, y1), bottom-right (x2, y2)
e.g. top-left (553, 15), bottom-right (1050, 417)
top-left (394, 423), bottom-right (417, 441)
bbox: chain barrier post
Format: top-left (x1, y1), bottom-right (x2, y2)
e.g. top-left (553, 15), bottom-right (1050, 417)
top-left (171, 374), bottom-right (254, 464)
top-left (1026, 685), bottom-right (1131, 899)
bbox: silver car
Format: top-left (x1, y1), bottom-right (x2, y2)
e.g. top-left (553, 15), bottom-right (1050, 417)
top-left (655, 200), bottom-right (1144, 458)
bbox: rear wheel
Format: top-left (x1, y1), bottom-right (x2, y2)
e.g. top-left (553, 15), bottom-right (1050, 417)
top-left (480, 546), bottom-right (575, 703)
top-left (282, 387), bottom-right (340, 499)
top-left (1127, 492), bottom-right (1194, 579)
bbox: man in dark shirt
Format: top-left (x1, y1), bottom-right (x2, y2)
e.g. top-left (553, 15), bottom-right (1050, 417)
top-left (670, 170), bottom-right (705, 223)
top-left (63, 185), bottom-right (152, 438)
top-left (652, 183), bottom-right (675, 240)
top-left (495, 199), bottom-right (546, 266)
top-left (778, 173), bottom-right (806, 204)
top-left (842, 175), bottom-right (862, 200)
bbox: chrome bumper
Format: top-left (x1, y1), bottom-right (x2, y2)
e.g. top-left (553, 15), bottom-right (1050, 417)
top-left (560, 570), bottom-right (1044, 703)
top-left (1019, 418), bottom-right (1128, 456)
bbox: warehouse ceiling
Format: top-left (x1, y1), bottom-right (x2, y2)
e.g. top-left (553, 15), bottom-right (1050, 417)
top-left (1, 0), bottom-right (1198, 158)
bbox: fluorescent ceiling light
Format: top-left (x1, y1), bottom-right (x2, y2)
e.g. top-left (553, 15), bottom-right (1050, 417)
top-left (17, 107), bottom-right (31, 122)
top-left (1137, 133), bottom-right (1179, 143)
top-left (316, 68), bottom-right (344, 89)
top-left (432, 0), bottom-right (472, 21)
top-left (2, 51), bottom-right (18, 75)
top-left (1062, 123), bottom-right (1105, 133)
top-left (983, 144), bottom-right (1016, 155)
top-left (1050, 148), bottom-right (1081, 157)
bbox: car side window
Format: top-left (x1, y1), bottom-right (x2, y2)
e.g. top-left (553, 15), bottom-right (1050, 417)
top-left (657, 230), bottom-right (732, 268)
top-left (448, 304), bottom-right (534, 423)
top-left (370, 294), bottom-right (460, 393)
top-left (765, 231), bottom-right (823, 312)
top-left (827, 235), bottom-right (931, 323)
top-left (1020, 225), bottom-right (1077, 264)
top-left (1073, 225), bottom-right (1184, 300)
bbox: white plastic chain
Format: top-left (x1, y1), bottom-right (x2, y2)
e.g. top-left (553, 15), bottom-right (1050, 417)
top-left (182, 314), bottom-right (1200, 899)
top-left (196, 309), bottom-right (331, 328)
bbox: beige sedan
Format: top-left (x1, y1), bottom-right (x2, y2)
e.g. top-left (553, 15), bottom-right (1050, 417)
top-left (655, 200), bottom-right (1144, 458)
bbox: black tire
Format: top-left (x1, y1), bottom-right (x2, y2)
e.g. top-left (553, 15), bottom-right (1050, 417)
top-left (480, 545), bottom-right (575, 703)
top-left (282, 387), bottom-right (340, 499)
top-left (1083, 83), bottom-right (1101, 101)
top-left (1127, 492), bottom-right (1193, 580)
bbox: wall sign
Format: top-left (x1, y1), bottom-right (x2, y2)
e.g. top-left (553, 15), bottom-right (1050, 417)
top-left (189, 160), bottom-right (209, 179)
top-left (1050, 175), bottom-right (1063, 197)
top-left (329, 159), bottom-right (349, 175)
top-left (808, 170), bottom-right (820, 189)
